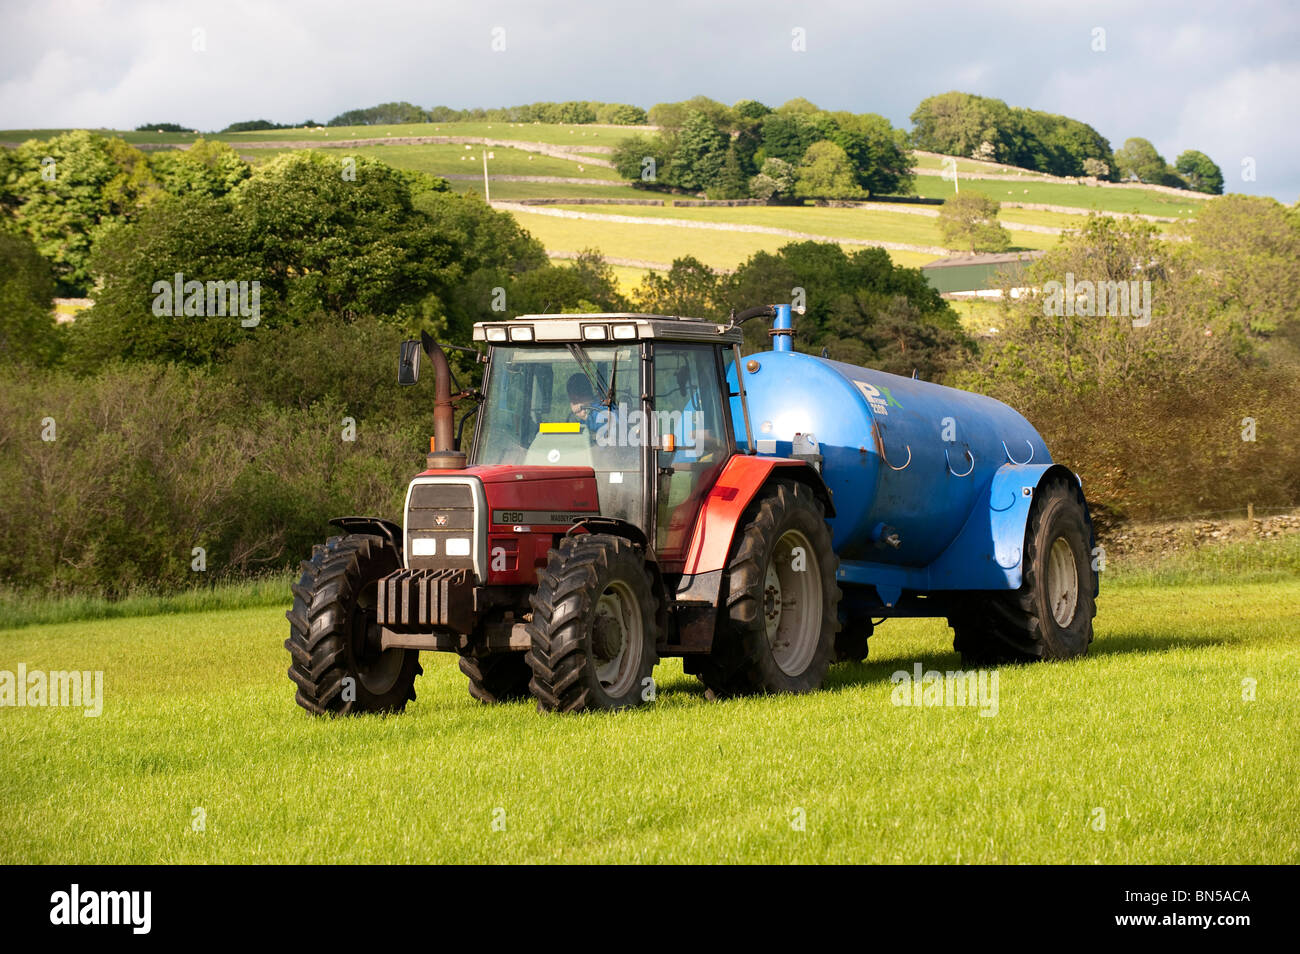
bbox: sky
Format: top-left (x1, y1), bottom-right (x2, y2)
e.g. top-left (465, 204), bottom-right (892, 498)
top-left (1, 0), bottom-right (1297, 200)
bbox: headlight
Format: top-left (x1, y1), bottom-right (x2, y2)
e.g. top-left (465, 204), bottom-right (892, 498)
top-left (612, 324), bottom-right (637, 339)
top-left (444, 538), bottom-right (471, 556)
top-left (410, 537), bottom-right (437, 556)
top-left (485, 326), bottom-right (508, 342)
top-left (509, 325), bottom-right (534, 341)
top-left (582, 324), bottom-right (608, 340)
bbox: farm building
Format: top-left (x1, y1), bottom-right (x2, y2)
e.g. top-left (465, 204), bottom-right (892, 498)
top-left (921, 251), bottom-right (1044, 298)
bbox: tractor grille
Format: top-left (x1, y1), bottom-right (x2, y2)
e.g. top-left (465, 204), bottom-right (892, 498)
top-left (404, 478), bottom-right (480, 577)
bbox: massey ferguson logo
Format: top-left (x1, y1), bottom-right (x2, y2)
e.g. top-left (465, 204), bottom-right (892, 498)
top-left (434, 514), bottom-right (448, 526)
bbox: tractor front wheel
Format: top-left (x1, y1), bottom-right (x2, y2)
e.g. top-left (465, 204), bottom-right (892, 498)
top-left (285, 534), bottom-right (422, 715)
top-left (526, 534), bottom-right (660, 713)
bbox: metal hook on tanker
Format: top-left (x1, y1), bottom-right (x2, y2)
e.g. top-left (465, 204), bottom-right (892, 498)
top-left (945, 447), bottom-right (976, 477)
top-left (1002, 439), bottom-right (1035, 465)
top-left (881, 443), bottom-right (912, 471)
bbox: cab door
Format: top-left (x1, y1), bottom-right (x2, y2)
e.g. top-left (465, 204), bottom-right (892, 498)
top-left (651, 343), bottom-right (733, 564)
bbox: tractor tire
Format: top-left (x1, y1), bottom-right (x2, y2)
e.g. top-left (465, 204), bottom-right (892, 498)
top-left (949, 474), bottom-right (1097, 666)
top-left (526, 534), bottom-right (660, 713)
top-left (695, 480), bottom-right (841, 698)
top-left (284, 533), bottom-right (422, 715)
top-left (459, 652), bottom-right (532, 704)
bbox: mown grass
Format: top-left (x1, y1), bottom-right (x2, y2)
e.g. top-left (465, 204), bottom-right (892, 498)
top-left (1, 558), bottom-right (1296, 863)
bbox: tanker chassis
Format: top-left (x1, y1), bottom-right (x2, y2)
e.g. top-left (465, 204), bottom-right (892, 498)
top-left (285, 304), bottom-right (1097, 714)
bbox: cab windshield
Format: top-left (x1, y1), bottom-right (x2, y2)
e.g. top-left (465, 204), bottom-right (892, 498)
top-left (474, 343), bottom-right (644, 523)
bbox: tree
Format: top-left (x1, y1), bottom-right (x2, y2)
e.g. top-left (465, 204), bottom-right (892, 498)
top-left (0, 230), bottom-right (60, 366)
top-left (595, 103), bottom-right (648, 125)
top-left (669, 112), bottom-right (728, 191)
top-left (150, 139), bottom-right (250, 198)
top-left (633, 256), bottom-right (724, 318)
top-left (611, 133), bottom-right (674, 187)
top-left (795, 141), bottom-right (867, 199)
top-left (910, 91), bottom-right (1014, 162)
top-left (1082, 157), bottom-right (1110, 178)
top-left (327, 101), bottom-right (428, 126)
top-left (748, 157), bottom-right (796, 201)
top-left (819, 111), bottom-right (914, 195)
top-left (1176, 194), bottom-right (1300, 337)
top-left (75, 151), bottom-right (546, 367)
top-left (951, 214), bottom-right (1298, 521)
top-left (759, 111), bottom-right (821, 164)
top-left (707, 147), bottom-right (750, 199)
top-left (1175, 150), bottom-right (1224, 195)
top-left (135, 123), bottom-right (192, 133)
top-left (721, 242), bottom-right (968, 376)
top-left (8, 131), bottom-right (160, 294)
top-left (508, 251), bottom-right (627, 315)
top-left (1115, 138), bottom-right (1168, 184)
top-left (938, 194), bottom-right (1012, 253)
top-left (910, 92), bottom-right (1113, 179)
top-left (777, 98), bottom-right (820, 115)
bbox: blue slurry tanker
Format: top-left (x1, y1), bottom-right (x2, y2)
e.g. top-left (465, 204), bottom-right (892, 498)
top-left (287, 303), bottom-right (1098, 715)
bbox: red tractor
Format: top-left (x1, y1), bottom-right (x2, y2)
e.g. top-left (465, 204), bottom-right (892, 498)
top-left (285, 309), bottom-right (841, 714)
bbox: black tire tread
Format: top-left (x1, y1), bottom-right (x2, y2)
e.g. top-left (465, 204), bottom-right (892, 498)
top-left (284, 534), bottom-right (421, 715)
top-left (525, 534), bottom-right (659, 713)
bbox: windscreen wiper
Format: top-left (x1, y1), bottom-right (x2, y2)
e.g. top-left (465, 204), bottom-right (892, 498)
top-left (565, 343), bottom-right (611, 407)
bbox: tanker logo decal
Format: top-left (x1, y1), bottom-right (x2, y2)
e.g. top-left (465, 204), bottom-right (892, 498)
top-left (854, 381), bottom-right (903, 416)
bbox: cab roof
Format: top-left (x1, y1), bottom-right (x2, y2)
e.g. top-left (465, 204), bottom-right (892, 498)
top-left (472, 313), bottom-right (744, 346)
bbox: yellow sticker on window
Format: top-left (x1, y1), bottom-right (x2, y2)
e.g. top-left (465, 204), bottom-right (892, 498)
top-left (539, 422), bottom-right (581, 434)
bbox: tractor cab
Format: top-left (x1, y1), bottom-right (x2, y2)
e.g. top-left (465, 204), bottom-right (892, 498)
top-left (468, 314), bottom-right (753, 566)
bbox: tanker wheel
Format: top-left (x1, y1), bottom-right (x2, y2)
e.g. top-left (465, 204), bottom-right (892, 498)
top-left (696, 480), bottom-right (841, 698)
top-left (285, 534), bottom-right (422, 715)
top-left (526, 534), bottom-right (660, 713)
top-left (459, 652), bottom-right (532, 704)
top-left (949, 474), bottom-right (1097, 666)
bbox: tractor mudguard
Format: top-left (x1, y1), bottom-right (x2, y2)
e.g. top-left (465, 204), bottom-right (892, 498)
top-left (329, 516), bottom-right (403, 553)
top-left (679, 455), bottom-right (833, 582)
top-left (926, 463), bottom-right (1094, 591)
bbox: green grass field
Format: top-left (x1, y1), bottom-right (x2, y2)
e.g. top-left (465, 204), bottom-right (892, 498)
top-left (345, 143), bottom-right (621, 180)
top-left (507, 208), bottom-right (945, 270)
top-left (2, 567), bottom-right (1296, 864)
top-left (912, 175), bottom-right (1202, 219)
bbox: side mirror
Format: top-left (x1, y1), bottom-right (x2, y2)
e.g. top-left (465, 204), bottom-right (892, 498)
top-left (398, 339), bottom-right (421, 386)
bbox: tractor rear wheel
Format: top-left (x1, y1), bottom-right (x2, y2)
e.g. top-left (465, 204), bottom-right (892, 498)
top-left (285, 534), bottom-right (422, 715)
top-left (526, 534), bottom-right (660, 713)
top-left (948, 474), bottom-right (1096, 666)
top-left (459, 652), bottom-right (533, 704)
top-left (696, 480), bottom-right (840, 698)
